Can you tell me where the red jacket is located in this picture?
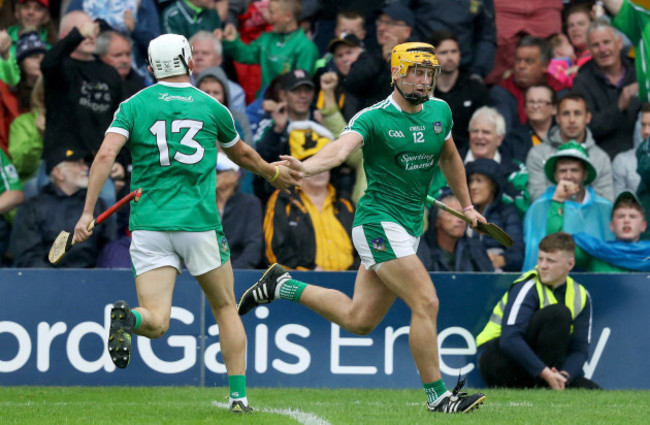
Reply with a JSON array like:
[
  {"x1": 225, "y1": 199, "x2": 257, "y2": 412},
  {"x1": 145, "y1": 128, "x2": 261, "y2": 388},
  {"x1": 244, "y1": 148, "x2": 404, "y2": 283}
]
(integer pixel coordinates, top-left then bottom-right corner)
[{"x1": 499, "y1": 73, "x2": 565, "y2": 125}]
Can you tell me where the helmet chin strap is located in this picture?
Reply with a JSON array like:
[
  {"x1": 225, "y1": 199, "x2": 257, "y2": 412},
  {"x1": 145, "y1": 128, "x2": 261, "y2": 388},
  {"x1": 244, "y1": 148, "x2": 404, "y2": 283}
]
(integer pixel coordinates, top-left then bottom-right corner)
[
  {"x1": 394, "y1": 81, "x2": 429, "y2": 105},
  {"x1": 178, "y1": 54, "x2": 191, "y2": 76}
]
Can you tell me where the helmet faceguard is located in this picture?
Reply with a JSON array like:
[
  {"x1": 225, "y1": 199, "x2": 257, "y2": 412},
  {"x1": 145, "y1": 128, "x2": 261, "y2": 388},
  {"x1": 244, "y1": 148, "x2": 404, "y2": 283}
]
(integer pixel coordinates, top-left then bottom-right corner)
[
  {"x1": 391, "y1": 42, "x2": 441, "y2": 105},
  {"x1": 147, "y1": 34, "x2": 193, "y2": 80}
]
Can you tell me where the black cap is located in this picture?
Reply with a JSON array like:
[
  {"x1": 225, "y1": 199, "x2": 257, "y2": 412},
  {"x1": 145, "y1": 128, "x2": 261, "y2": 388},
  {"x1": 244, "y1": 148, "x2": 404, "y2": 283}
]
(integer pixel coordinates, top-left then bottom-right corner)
[
  {"x1": 327, "y1": 33, "x2": 362, "y2": 54},
  {"x1": 16, "y1": 31, "x2": 47, "y2": 65},
  {"x1": 280, "y1": 69, "x2": 315, "y2": 91},
  {"x1": 613, "y1": 190, "x2": 643, "y2": 211},
  {"x1": 46, "y1": 148, "x2": 87, "y2": 175},
  {"x1": 380, "y1": 2, "x2": 415, "y2": 28}
]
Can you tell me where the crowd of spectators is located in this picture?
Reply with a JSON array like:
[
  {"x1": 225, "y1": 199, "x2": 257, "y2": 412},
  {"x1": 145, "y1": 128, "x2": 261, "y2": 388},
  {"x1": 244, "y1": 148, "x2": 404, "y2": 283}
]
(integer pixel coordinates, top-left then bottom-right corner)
[{"x1": 0, "y1": 0, "x2": 648, "y2": 272}]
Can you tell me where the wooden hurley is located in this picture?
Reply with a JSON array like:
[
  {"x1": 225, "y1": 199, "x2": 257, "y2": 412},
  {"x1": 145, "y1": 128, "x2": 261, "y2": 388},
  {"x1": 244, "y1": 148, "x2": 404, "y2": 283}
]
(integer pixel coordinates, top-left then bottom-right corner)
[
  {"x1": 426, "y1": 195, "x2": 514, "y2": 248},
  {"x1": 48, "y1": 188, "x2": 142, "y2": 264}
]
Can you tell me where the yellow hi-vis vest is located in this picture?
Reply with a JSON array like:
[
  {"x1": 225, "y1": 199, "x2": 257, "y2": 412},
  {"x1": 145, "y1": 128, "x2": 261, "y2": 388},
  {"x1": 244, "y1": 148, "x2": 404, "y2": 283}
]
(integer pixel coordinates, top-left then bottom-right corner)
[{"x1": 475, "y1": 270, "x2": 587, "y2": 347}]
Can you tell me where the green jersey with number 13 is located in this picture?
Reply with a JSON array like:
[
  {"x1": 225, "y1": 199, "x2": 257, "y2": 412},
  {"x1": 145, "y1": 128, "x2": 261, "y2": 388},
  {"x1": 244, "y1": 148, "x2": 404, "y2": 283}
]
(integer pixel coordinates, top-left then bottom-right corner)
[
  {"x1": 344, "y1": 95, "x2": 453, "y2": 237},
  {"x1": 107, "y1": 81, "x2": 239, "y2": 231}
]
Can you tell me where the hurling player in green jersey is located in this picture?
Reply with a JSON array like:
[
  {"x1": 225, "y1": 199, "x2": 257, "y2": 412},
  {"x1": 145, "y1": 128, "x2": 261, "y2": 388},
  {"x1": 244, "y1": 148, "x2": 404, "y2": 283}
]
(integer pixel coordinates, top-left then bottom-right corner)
[
  {"x1": 238, "y1": 42, "x2": 488, "y2": 413},
  {"x1": 73, "y1": 34, "x2": 300, "y2": 414}
]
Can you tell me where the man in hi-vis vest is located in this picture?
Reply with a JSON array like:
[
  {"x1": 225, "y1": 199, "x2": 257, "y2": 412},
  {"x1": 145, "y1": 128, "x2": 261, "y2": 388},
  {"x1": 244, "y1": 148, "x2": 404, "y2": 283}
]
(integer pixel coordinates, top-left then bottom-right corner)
[{"x1": 476, "y1": 232, "x2": 601, "y2": 390}]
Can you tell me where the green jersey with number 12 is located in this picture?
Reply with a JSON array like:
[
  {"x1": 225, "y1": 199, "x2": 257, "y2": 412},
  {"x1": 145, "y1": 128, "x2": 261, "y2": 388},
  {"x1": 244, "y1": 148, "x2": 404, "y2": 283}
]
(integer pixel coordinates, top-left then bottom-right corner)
[
  {"x1": 344, "y1": 95, "x2": 453, "y2": 236},
  {"x1": 107, "y1": 82, "x2": 239, "y2": 231}
]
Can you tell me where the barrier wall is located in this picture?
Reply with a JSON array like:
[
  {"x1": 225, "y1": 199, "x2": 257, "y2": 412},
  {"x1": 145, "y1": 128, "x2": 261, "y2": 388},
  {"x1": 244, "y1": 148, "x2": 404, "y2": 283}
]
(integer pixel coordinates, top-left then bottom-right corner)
[{"x1": 1, "y1": 270, "x2": 648, "y2": 389}]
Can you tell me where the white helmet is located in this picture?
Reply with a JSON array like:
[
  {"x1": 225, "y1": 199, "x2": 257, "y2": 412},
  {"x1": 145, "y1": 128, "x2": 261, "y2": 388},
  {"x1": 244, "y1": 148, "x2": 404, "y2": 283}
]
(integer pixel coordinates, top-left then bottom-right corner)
[{"x1": 147, "y1": 34, "x2": 193, "y2": 79}]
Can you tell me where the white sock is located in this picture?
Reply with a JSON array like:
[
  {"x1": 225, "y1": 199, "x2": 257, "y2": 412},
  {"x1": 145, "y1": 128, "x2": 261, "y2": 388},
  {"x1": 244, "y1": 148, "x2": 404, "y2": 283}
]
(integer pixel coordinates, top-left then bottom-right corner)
[{"x1": 229, "y1": 396, "x2": 248, "y2": 406}]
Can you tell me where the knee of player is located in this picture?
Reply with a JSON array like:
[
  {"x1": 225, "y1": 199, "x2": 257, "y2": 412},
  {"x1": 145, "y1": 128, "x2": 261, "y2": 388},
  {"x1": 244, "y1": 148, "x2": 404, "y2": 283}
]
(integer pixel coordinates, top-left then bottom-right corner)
[
  {"x1": 413, "y1": 295, "x2": 440, "y2": 316},
  {"x1": 148, "y1": 320, "x2": 170, "y2": 339},
  {"x1": 348, "y1": 323, "x2": 377, "y2": 336}
]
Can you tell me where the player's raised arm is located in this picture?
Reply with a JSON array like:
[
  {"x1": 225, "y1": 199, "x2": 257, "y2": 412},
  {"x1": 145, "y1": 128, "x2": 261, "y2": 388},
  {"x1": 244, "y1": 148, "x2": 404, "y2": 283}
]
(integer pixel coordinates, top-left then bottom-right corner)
[{"x1": 282, "y1": 131, "x2": 363, "y2": 178}]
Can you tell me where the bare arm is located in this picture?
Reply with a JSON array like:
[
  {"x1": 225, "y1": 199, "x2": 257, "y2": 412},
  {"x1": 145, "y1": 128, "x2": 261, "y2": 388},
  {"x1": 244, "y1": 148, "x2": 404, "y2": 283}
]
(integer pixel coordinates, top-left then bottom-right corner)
[
  {"x1": 74, "y1": 132, "x2": 127, "y2": 242},
  {"x1": 0, "y1": 190, "x2": 24, "y2": 214},
  {"x1": 603, "y1": 0, "x2": 623, "y2": 16},
  {"x1": 438, "y1": 136, "x2": 473, "y2": 209},
  {"x1": 294, "y1": 132, "x2": 363, "y2": 177},
  {"x1": 437, "y1": 136, "x2": 487, "y2": 226},
  {"x1": 223, "y1": 140, "x2": 301, "y2": 192}
]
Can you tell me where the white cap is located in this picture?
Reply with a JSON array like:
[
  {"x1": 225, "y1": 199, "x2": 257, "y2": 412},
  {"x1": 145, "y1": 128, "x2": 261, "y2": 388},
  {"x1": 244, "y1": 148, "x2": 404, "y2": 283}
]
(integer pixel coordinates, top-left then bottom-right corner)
[{"x1": 216, "y1": 152, "x2": 239, "y2": 172}]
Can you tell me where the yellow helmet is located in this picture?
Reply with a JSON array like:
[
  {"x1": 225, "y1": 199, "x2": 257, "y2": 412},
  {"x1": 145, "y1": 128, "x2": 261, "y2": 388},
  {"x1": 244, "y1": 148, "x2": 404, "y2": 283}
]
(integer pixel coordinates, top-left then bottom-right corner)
[{"x1": 391, "y1": 42, "x2": 440, "y2": 104}]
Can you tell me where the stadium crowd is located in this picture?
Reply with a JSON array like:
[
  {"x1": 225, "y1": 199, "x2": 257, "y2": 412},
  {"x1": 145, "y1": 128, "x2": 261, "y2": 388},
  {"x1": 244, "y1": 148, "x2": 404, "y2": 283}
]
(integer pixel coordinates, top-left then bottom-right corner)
[{"x1": 0, "y1": 0, "x2": 648, "y2": 273}]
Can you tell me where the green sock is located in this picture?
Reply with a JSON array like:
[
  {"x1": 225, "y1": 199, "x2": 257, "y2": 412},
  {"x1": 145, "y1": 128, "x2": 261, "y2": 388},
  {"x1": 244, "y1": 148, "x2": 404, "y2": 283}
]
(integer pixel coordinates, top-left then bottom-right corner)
[
  {"x1": 423, "y1": 379, "x2": 447, "y2": 404},
  {"x1": 132, "y1": 310, "x2": 142, "y2": 330},
  {"x1": 228, "y1": 375, "x2": 247, "y2": 399},
  {"x1": 277, "y1": 278, "x2": 307, "y2": 302}
]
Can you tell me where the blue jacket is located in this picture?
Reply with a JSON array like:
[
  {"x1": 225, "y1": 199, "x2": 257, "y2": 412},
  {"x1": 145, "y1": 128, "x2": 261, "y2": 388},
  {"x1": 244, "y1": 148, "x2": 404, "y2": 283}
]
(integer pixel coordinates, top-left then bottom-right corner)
[
  {"x1": 418, "y1": 204, "x2": 494, "y2": 272},
  {"x1": 465, "y1": 158, "x2": 525, "y2": 271},
  {"x1": 523, "y1": 186, "x2": 613, "y2": 270}
]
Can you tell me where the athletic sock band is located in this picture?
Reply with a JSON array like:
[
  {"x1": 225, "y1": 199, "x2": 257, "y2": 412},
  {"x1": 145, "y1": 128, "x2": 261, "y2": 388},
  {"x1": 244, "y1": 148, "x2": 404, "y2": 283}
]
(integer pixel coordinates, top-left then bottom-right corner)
[
  {"x1": 133, "y1": 310, "x2": 142, "y2": 330},
  {"x1": 423, "y1": 379, "x2": 447, "y2": 404},
  {"x1": 228, "y1": 375, "x2": 247, "y2": 399},
  {"x1": 278, "y1": 279, "x2": 307, "y2": 302}
]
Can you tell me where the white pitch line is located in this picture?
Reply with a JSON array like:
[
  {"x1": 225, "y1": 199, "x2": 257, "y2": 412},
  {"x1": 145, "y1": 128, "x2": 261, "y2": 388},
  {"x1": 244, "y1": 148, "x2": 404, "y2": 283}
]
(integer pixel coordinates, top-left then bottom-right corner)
[{"x1": 212, "y1": 401, "x2": 331, "y2": 425}]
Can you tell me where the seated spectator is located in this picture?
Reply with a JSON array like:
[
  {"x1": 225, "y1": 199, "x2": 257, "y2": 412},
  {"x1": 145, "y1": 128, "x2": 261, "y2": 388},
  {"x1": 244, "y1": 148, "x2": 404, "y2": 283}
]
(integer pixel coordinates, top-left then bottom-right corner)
[
  {"x1": 526, "y1": 92, "x2": 613, "y2": 202},
  {"x1": 8, "y1": 75, "x2": 44, "y2": 197},
  {"x1": 547, "y1": 32, "x2": 579, "y2": 89},
  {"x1": 465, "y1": 159, "x2": 524, "y2": 272},
  {"x1": 417, "y1": 191, "x2": 494, "y2": 272},
  {"x1": 510, "y1": 84, "x2": 557, "y2": 156},
  {"x1": 216, "y1": 152, "x2": 264, "y2": 269},
  {"x1": 431, "y1": 30, "x2": 490, "y2": 152},
  {"x1": 547, "y1": 189, "x2": 649, "y2": 271},
  {"x1": 263, "y1": 143, "x2": 357, "y2": 271},
  {"x1": 190, "y1": 31, "x2": 246, "y2": 113},
  {"x1": 161, "y1": 0, "x2": 222, "y2": 40},
  {"x1": 523, "y1": 141, "x2": 613, "y2": 270},
  {"x1": 341, "y1": 2, "x2": 413, "y2": 108},
  {"x1": 0, "y1": 0, "x2": 52, "y2": 87},
  {"x1": 451, "y1": 107, "x2": 529, "y2": 217},
  {"x1": 222, "y1": 0, "x2": 319, "y2": 96},
  {"x1": 196, "y1": 68, "x2": 252, "y2": 145},
  {"x1": 315, "y1": 33, "x2": 363, "y2": 121},
  {"x1": 572, "y1": 20, "x2": 640, "y2": 160},
  {"x1": 1, "y1": 30, "x2": 46, "y2": 156},
  {"x1": 0, "y1": 149, "x2": 25, "y2": 261},
  {"x1": 96, "y1": 31, "x2": 146, "y2": 98},
  {"x1": 606, "y1": 0, "x2": 650, "y2": 103},
  {"x1": 490, "y1": 35, "x2": 567, "y2": 134},
  {"x1": 564, "y1": 3, "x2": 594, "y2": 69},
  {"x1": 477, "y1": 232, "x2": 601, "y2": 390},
  {"x1": 10, "y1": 148, "x2": 115, "y2": 267},
  {"x1": 612, "y1": 102, "x2": 649, "y2": 195},
  {"x1": 15, "y1": 30, "x2": 47, "y2": 111}
]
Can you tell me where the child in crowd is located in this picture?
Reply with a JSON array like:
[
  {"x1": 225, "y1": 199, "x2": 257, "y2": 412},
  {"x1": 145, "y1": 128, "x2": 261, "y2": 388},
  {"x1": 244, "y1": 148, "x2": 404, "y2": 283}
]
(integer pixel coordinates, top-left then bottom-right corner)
[
  {"x1": 547, "y1": 33, "x2": 579, "y2": 89},
  {"x1": 0, "y1": 0, "x2": 52, "y2": 86}
]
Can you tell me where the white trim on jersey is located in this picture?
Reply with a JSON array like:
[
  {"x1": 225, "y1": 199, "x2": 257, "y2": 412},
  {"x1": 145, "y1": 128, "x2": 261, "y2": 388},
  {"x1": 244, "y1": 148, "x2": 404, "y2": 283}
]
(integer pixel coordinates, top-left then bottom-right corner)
[
  {"x1": 106, "y1": 127, "x2": 130, "y2": 138},
  {"x1": 158, "y1": 82, "x2": 193, "y2": 88},
  {"x1": 506, "y1": 279, "x2": 537, "y2": 325}
]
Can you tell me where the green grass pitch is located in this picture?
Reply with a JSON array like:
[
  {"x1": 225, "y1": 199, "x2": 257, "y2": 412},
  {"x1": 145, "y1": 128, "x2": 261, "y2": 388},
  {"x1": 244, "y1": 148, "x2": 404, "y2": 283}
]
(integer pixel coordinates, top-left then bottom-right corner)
[{"x1": 1, "y1": 386, "x2": 649, "y2": 425}]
